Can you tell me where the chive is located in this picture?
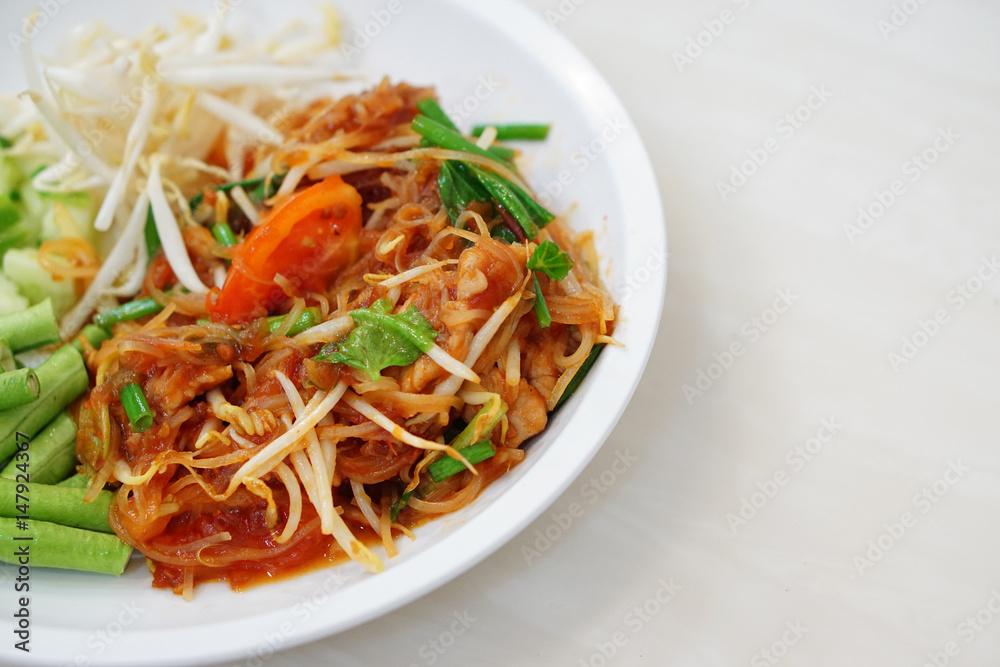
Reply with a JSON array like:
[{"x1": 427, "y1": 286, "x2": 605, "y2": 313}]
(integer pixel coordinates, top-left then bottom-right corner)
[
  {"x1": 412, "y1": 115, "x2": 499, "y2": 163},
  {"x1": 438, "y1": 162, "x2": 491, "y2": 222},
  {"x1": 267, "y1": 307, "x2": 320, "y2": 337},
  {"x1": 468, "y1": 165, "x2": 538, "y2": 239},
  {"x1": 502, "y1": 177, "x2": 555, "y2": 229},
  {"x1": 390, "y1": 490, "x2": 412, "y2": 522},
  {"x1": 211, "y1": 221, "x2": 238, "y2": 247},
  {"x1": 120, "y1": 383, "x2": 153, "y2": 433},
  {"x1": 490, "y1": 226, "x2": 518, "y2": 244},
  {"x1": 0, "y1": 411, "x2": 77, "y2": 485},
  {"x1": 428, "y1": 439, "x2": 496, "y2": 482},
  {"x1": 555, "y1": 343, "x2": 604, "y2": 410},
  {"x1": 472, "y1": 124, "x2": 550, "y2": 141},
  {"x1": 0, "y1": 478, "x2": 114, "y2": 533},
  {"x1": 0, "y1": 368, "x2": 39, "y2": 410},
  {"x1": 0, "y1": 299, "x2": 60, "y2": 352},
  {"x1": 71, "y1": 324, "x2": 111, "y2": 354},
  {"x1": 93, "y1": 297, "x2": 163, "y2": 329},
  {"x1": 0, "y1": 345, "x2": 88, "y2": 462},
  {"x1": 532, "y1": 273, "x2": 552, "y2": 328},
  {"x1": 191, "y1": 174, "x2": 286, "y2": 212},
  {"x1": 486, "y1": 144, "x2": 517, "y2": 163},
  {"x1": 0, "y1": 136, "x2": 11, "y2": 149},
  {"x1": 0, "y1": 518, "x2": 131, "y2": 575},
  {"x1": 0, "y1": 339, "x2": 13, "y2": 372},
  {"x1": 144, "y1": 205, "x2": 161, "y2": 257},
  {"x1": 415, "y1": 98, "x2": 459, "y2": 131}
]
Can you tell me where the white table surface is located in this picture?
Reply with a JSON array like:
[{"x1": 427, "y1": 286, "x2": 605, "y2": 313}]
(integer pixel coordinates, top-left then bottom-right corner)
[{"x1": 270, "y1": 1, "x2": 1000, "y2": 665}]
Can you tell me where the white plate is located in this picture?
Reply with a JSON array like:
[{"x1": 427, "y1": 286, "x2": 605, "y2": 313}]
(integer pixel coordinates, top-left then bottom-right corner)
[{"x1": 0, "y1": 1, "x2": 666, "y2": 664}]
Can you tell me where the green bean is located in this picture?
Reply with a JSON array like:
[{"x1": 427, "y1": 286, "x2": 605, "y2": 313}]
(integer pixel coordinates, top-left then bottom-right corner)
[{"x1": 0, "y1": 517, "x2": 131, "y2": 575}]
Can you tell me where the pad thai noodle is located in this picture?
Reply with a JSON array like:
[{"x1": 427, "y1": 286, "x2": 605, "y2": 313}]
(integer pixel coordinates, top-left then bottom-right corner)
[{"x1": 1, "y1": 12, "x2": 617, "y2": 598}]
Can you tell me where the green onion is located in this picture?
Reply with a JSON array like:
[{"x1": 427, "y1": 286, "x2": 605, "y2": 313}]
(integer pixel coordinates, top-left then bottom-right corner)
[
  {"x1": 0, "y1": 368, "x2": 39, "y2": 410},
  {"x1": 0, "y1": 345, "x2": 88, "y2": 462},
  {"x1": 428, "y1": 439, "x2": 496, "y2": 482},
  {"x1": 190, "y1": 173, "x2": 286, "y2": 212},
  {"x1": 554, "y1": 343, "x2": 604, "y2": 410},
  {"x1": 0, "y1": 299, "x2": 60, "y2": 352},
  {"x1": 120, "y1": 383, "x2": 153, "y2": 433},
  {"x1": 532, "y1": 273, "x2": 552, "y2": 328},
  {"x1": 267, "y1": 307, "x2": 320, "y2": 336},
  {"x1": 390, "y1": 490, "x2": 412, "y2": 522},
  {"x1": 472, "y1": 124, "x2": 550, "y2": 141},
  {"x1": 211, "y1": 221, "x2": 238, "y2": 247},
  {"x1": 0, "y1": 518, "x2": 131, "y2": 575},
  {"x1": 71, "y1": 324, "x2": 111, "y2": 354},
  {"x1": 0, "y1": 411, "x2": 77, "y2": 485},
  {"x1": 0, "y1": 136, "x2": 11, "y2": 149},
  {"x1": 93, "y1": 297, "x2": 163, "y2": 329}
]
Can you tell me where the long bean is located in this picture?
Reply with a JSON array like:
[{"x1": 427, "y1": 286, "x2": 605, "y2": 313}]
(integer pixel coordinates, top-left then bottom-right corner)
[
  {"x1": 0, "y1": 478, "x2": 113, "y2": 533},
  {"x1": 0, "y1": 345, "x2": 88, "y2": 461},
  {"x1": 0, "y1": 299, "x2": 60, "y2": 352},
  {"x1": 0, "y1": 518, "x2": 131, "y2": 575},
  {"x1": 0, "y1": 368, "x2": 39, "y2": 410},
  {"x1": 0, "y1": 411, "x2": 77, "y2": 484}
]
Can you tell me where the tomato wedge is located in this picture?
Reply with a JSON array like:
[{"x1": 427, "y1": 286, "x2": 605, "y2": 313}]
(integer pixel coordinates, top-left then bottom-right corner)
[{"x1": 208, "y1": 175, "x2": 363, "y2": 324}]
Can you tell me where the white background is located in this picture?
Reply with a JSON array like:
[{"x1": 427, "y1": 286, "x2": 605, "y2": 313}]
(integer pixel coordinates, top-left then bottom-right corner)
[
  {"x1": 273, "y1": 1, "x2": 1000, "y2": 665},
  {"x1": 2, "y1": 0, "x2": 999, "y2": 665}
]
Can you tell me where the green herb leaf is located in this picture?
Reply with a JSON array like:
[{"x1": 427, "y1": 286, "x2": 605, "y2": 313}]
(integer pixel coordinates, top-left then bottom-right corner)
[
  {"x1": 315, "y1": 298, "x2": 438, "y2": 381},
  {"x1": 527, "y1": 240, "x2": 574, "y2": 280}
]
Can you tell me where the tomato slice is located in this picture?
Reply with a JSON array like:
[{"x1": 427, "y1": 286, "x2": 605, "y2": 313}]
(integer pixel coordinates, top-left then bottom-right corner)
[{"x1": 208, "y1": 175, "x2": 363, "y2": 324}]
